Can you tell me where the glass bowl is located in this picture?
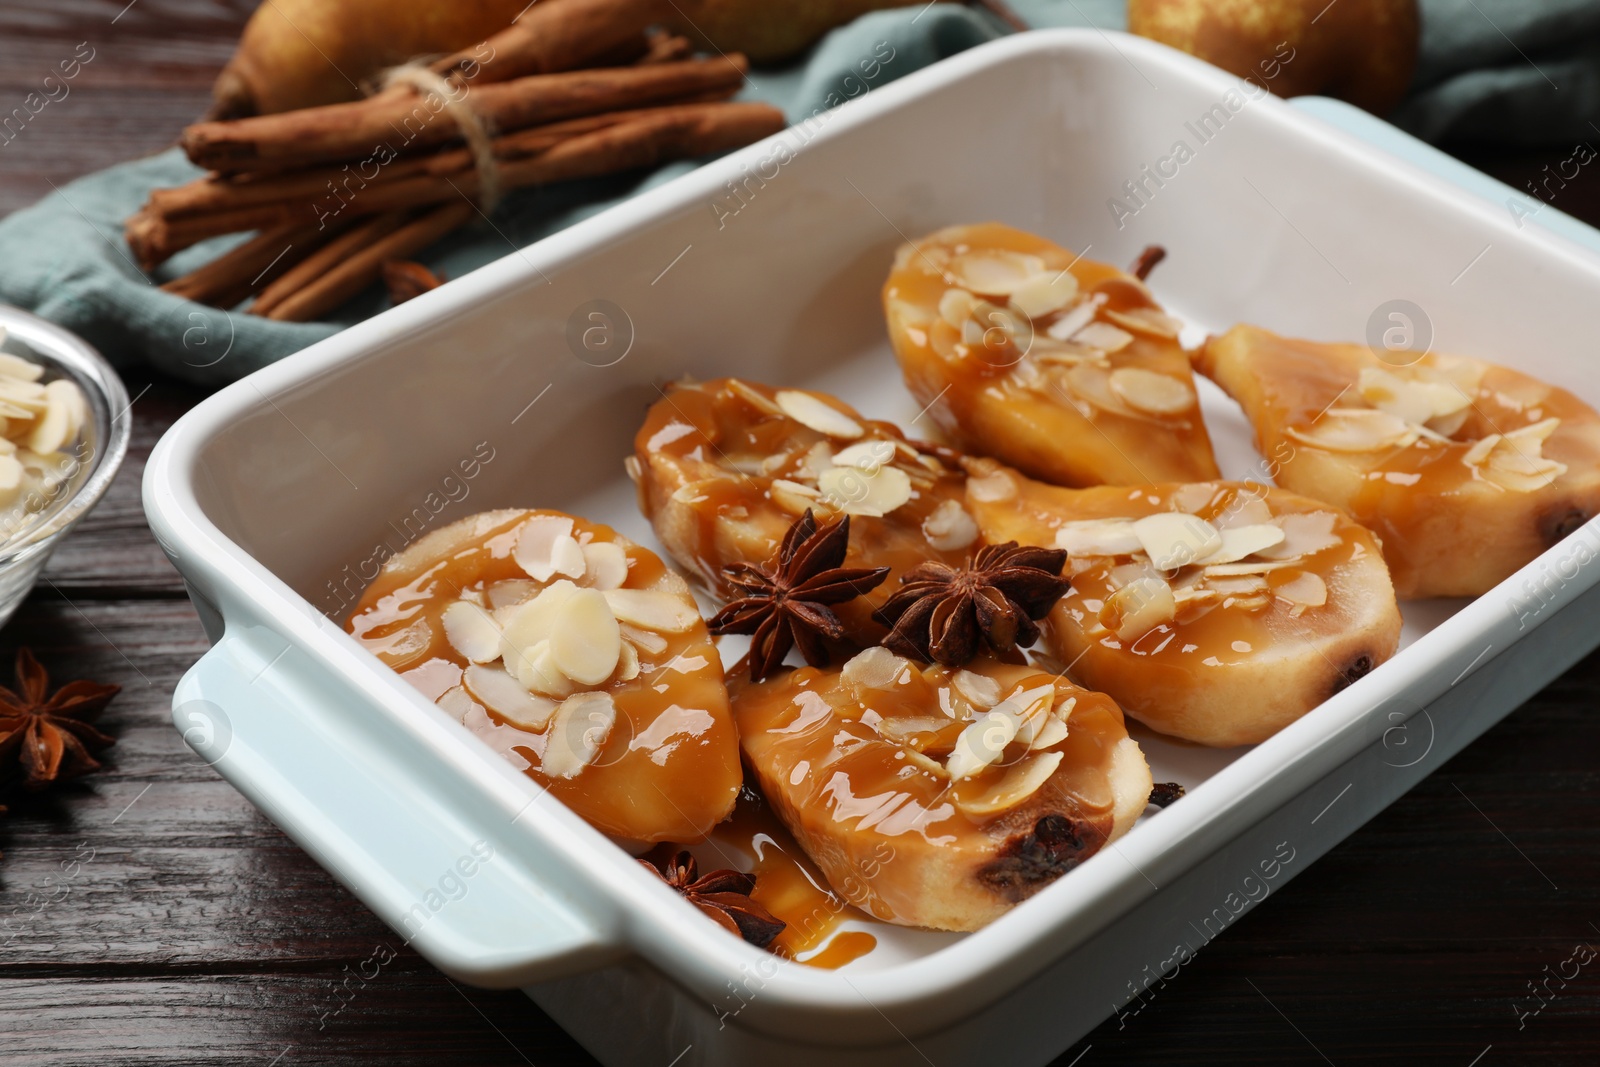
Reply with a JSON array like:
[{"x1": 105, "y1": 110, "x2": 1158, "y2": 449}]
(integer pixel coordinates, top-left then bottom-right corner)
[{"x1": 0, "y1": 304, "x2": 131, "y2": 630}]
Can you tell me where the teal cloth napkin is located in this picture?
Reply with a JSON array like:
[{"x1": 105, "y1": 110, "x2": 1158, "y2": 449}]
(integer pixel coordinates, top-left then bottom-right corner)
[{"x1": 1, "y1": 0, "x2": 1594, "y2": 382}]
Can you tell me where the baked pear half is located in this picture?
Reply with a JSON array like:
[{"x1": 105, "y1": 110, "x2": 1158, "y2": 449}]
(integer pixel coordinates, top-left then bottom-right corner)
[
  {"x1": 883, "y1": 222, "x2": 1220, "y2": 487},
  {"x1": 731, "y1": 648, "x2": 1152, "y2": 932},
  {"x1": 964, "y1": 461, "x2": 1402, "y2": 747},
  {"x1": 346, "y1": 509, "x2": 742, "y2": 842},
  {"x1": 632, "y1": 377, "x2": 974, "y2": 644},
  {"x1": 1197, "y1": 324, "x2": 1600, "y2": 597}
]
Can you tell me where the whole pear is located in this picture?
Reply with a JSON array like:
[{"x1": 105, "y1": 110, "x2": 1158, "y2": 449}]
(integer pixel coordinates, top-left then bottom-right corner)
[{"x1": 1129, "y1": 0, "x2": 1420, "y2": 114}]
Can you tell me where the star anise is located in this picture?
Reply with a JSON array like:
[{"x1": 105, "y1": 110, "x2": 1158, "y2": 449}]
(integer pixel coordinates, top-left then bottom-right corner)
[
  {"x1": 0, "y1": 648, "x2": 119, "y2": 791},
  {"x1": 641, "y1": 850, "x2": 786, "y2": 948},
  {"x1": 708, "y1": 510, "x2": 890, "y2": 682},
  {"x1": 875, "y1": 542, "x2": 1072, "y2": 667}
]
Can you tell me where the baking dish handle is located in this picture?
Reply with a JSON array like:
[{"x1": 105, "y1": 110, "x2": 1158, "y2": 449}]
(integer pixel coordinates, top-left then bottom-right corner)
[{"x1": 171, "y1": 630, "x2": 622, "y2": 988}]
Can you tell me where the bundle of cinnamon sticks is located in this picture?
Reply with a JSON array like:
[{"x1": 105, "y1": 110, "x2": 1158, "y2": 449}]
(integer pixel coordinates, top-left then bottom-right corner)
[{"x1": 134, "y1": 0, "x2": 785, "y2": 322}]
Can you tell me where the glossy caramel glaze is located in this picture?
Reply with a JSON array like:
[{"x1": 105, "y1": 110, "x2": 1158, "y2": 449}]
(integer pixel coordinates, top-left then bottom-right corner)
[
  {"x1": 1199, "y1": 324, "x2": 1600, "y2": 597},
  {"x1": 884, "y1": 222, "x2": 1220, "y2": 487},
  {"x1": 730, "y1": 652, "x2": 1151, "y2": 931},
  {"x1": 632, "y1": 377, "x2": 972, "y2": 645},
  {"x1": 346, "y1": 509, "x2": 742, "y2": 842},
  {"x1": 964, "y1": 461, "x2": 1402, "y2": 747}
]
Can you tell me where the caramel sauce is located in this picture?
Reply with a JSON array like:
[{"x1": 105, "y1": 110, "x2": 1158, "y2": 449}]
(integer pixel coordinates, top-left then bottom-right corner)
[
  {"x1": 883, "y1": 222, "x2": 1219, "y2": 487},
  {"x1": 634, "y1": 378, "x2": 971, "y2": 640},
  {"x1": 707, "y1": 791, "x2": 879, "y2": 967},
  {"x1": 345, "y1": 510, "x2": 742, "y2": 842},
  {"x1": 728, "y1": 655, "x2": 1135, "y2": 931}
]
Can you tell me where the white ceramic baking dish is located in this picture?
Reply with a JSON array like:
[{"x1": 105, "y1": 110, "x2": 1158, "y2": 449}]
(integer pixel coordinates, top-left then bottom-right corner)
[{"x1": 144, "y1": 30, "x2": 1600, "y2": 1066}]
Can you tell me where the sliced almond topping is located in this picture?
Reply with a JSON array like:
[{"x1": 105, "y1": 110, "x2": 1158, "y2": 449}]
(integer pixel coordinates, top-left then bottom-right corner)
[
  {"x1": 24, "y1": 388, "x2": 70, "y2": 455},
  {"x1": 0, "y1": 454, "x2": 23, "y2": 508},
  {"x1": 513, "y1": 515, "x2": 579, "y2": 582},
  {"x1": 1103, "y1": 306, "x2": 1182, "y2": 339},
  {"x1": 1285, "y1": 409, "x2": 1418, "y2": 454},
  {"x1": 1056, "y1": 519, "x2": 1142, "y2": 557},
  {"x1": 1169, "y1": 483, "x2": 1219, "y2": 516},
  {"x1": 619, "y1": 622, "x2": 668, "y2": 656},
  {"x1": 1358, "y1": 366, "x2": 1470, "y2": 426},
  {"x1": 1133, "y1": 512, "x2": 1222, "y2": 570},
  {"x1": 776, "y1": 390, "x2": 864, "y2": 439},
  {"x1": 946, "y1": 249, "x2": 1046, "y2": 296},
  {"x1": 0, "y1": 352, "x2": 44, "y2": 382},
  {"x1": 1216, "y1": 492, "x2": 1273, "y2": 528},
  {"x1": 922, "y1": 498, "x2": 978, "y2": 552},
  {"x1": 602, "y1": 588, "x2": 700, "y2": 633},
  {"x1": 623, "y1": 455, "x2": 642, "y2": 485},
  {"x1": 48, "y1": 379, "x2": 86, "y2": 443},
  {"x1": 1028, "y1": 716, "x2": 1068, "y2": 751},
  {"x1": 1198, "y1": 524, "x2": 1285, "y2": 565},
  {"x1": 832, "y1": 439, "x2": 898, "y2": 471},
  {"x1": 1101, "y1": 576, "x2": 1176, "y2": 642},
  {"x1": 725, "y1": 378, "x2": 785, "y2": 418},
  {"x1": 1046, "y1": 300, "x2": 1100, "y2": 342},
  {"x1": 1202, "y1": 559, "x2": 1299, "y2": 577},
  {"x1": 951, "y1": 669, "x2": 1002, "y2": 709},
  {"x1": 1204, "y1": 574, "x2": 1269, "y2": 597},
  {"x1": 1009, "y1": 271, "x2": 1079, "y2": 319},
  {"x1": 1109, "y1": 367, "x2": 1195, "y2": 416},
  {"x1": 549, "y1": 587, "x2": 621, "y2": 686},
  {"x1": 841, "y1": 646, "x2": 913, "y2": 691},
  {"x1": 542, "y1": 692, "x2": 617, "y2": 779},
  {"x1": 507, "y1": 638, "x2": 574, "y2": 699},
  {"x1": 945, "y1": 709, "x2": 1019, "y2": 780},
  {"x1": 581, "y1": 541, "x2": 629, "y2": 591},
  {"x1": 770, "y1": 477, "x2": 823, "y2": 516},
  {"x1": 463, "y1": 664, "x2": 558, "y2": 730},
  {"x1": 966, "y1": 464, "x2": 1018, "y2": 502},
  {"x1": 1256, "y1": 511, "x2": 1342, "y2": 560},
  {"x1": 1275, "y1": 571, "x2": 1328, "y2": 613},
  {"x1": 938, "y1": 287, "x2": 979, "y2": 327},
  {"x1": 876, "y1": 716, "x2": 956, "y2": 742},
  {"x1": 1028, "y1": 339, "x2": 1107, "y2": 367},
  {"x1": 1071, "y1": 321, "x2": 1135, "y2": 354},
  {"x1": 992, "y1": 684, "x2": 1057, "y2": 745},
  {"x1": 817, "y1": 464, "x2": 911, "y2": 517},
  {"x1": 441, "y1": 600, "x2": 503, "y2": 663},
  {"x1": 955, "y1": 751, "x2": 1064, "y2": 816},
  {"x1": 436, "y1": 686, "x2": 476, "y2": 723},
  {"x1": 1461, "y1": 434, "x2": 1500, "y2": 467},
  {"x1": 614, "y1": 641, "x2": 641, "y2": 682},
  {"x1": 1505, "y1": 416, "x2": 1561, "y2": 448},
  {"x1": 901, "y1": 747, "x2": 950, "y2": 778},
  {"x1": 501, "y1": 580, "x2": 579, "y2": 668},
  {"x1": 487, "y1": 579, "x2": 539, "y2": 610}
]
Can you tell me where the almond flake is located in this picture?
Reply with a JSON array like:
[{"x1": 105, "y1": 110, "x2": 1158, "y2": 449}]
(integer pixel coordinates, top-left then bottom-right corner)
[
  {"x1": 946, "y1": 249, "x2": 1046, "y2": 296},
  {"x1": 1358, "y1": 366, "x2": 1470, "y2": 426},
  {"x1": 817, "y1": 464, "x2": 911, "y2": 517},
  {"x1": 615, "y1": 642, "x2": 641, "y2": 682},
  {"x1": 0, "y1": 352, "x2": 44, "y2": 382},
  {"x1": 436, "y1": 686, "x2": 476, "y2": 722},
  {"x1": 1216, "y1": 493, "x2": 1273, "y2": 528},
  {"x1": 725, "y1": 378, "x2": 785, "y2": 417},
  {"x1": 619, "y1": 623, "x2": 668, "y2": 656},
  {"x1": 1201, "y1": 559, "x2": 1299, "y2": 577},
  {"x1": 1198, "y1": 524, "x2": 1285, "y2": 565},
  {"x1": 1102, "y1": 576, "x2": 1176, "y2": 642},
  {"x1": 776, "y1": 390, "x2": 864, "y2": 439},
  {"x1": 1256, "y1": 511, "x2": 1342, "y2": 560},
  {"x1": 945, "y1": 708, "x2": 1020, "y2": 780},
  {"x1": 955, "y1": 751, "x2": 1064, "y2": 816},
  {"x1": 550, "y1": 587, "x2": 621, "y2": 686},
  {"x1": 938, "y1": 287, "x2": 979, "y2": 327},
  {"x1": 1109, "y1": 367, "x2": 1195, "y2": 415},
  {"x1": 832, "y1": 439, "x2": 898, "y2": 471},
  {"x1": 1285, "y1": 409, "x2": 1418, "y2": 453},
  {"x1": 24, "y1": 387, "x2": 71, "y2": 454},
  {"x1": 991, "y1": 684, "x2": 1057, "y2": 745},
  {"x1": 542, "y1": 692, "x2": 617, "y2": 778},
  {"x1": 922, "y1": 499, "x2": 978, "y2": 552},
  {"x1": 966, "y1": 464, "x2": 1017, "y2": 502},
  {"x1": 951, "y1": 669, "x2": 1002, "y2": 709},
  {"x1": 1046, "y1": 300, "x2": 1100, "y2": 341},
  {"x1": 463, "y1": 664, "x2": 558, "y2": 730},
  {"x1": 1008, "y1": 271, "x2": 1079, "y2": 319},
  {"x1": 1103, "y1": 306, "x2": 1182, "y2": 339},
  {"x1": 602, "y1": 588, "x2": 700, "y2": 633},
  {"x1": 507, "y1": 638, "x2": 574, "y2": 699},
  {"x1": 1056, "y1": 519, "x2": 1142, "y2": 557},
  {"x1": 1461, "y1": 434, "x2": 1500, "y2": 467},
  {"x1": 1274, "y1": 571, "x2": 1327, "y2": 612},
  {"x1": 841, "y1": 646, "x2": 913, "y2": 691},
  {"x1": 0, "y1": 454, "x2": 22, "y2": 508},
  {"x1": 1028, "y1": 716, "x2": 1069, "y2": 751},
  {"x1": 441, "y1": 600, "x2": 503, "y2": 663},
  {"x1": 1204, "y1": 574, "x2": 1269, "y2": 596},
  {"x1": 901, "y1": 747, "x2": 950, "y2": 778},
  {"x1": 487, "y1": 579, "x2": 539, "y2": 610},
  {"x1": 514, "y1": 515, "x2": 578, "y2": 581},
  {"x1": 1133, "y1": 512, "x2": 1222, "y2": 569},
  {"x1": 1071, "y1": 321, "x2": 1135, "y2": 353},
  {"x1": 581, "y1": 541, "x2": 629, "y2": 591}
]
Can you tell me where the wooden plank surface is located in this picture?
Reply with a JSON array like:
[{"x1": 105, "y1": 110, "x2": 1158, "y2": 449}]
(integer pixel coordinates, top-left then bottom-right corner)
[{"x1": 1, "y1": 2, "x2": 1598, "y2": 1065}]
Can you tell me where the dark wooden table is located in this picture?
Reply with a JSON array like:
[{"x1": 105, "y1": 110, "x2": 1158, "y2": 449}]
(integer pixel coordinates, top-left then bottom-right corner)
[{"x1": 2, "y1": 3, "x2": 1597, "y2": 1064}]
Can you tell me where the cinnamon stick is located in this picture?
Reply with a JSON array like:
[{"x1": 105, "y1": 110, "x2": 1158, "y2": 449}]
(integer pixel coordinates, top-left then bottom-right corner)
[
  {"x1": 160, "y1": 223, "x2": 323, "y2": 307},
  {"x1": 183, "y1": 55, "x2": 748, "y2": 175},
  {"x1": 261, "y1": 202, "x2": 475, "y2": 323},
  {"x1": 430, "y1": 0, "x2": 672, "y2": 84},
  {"x1": 249, "y1": 212, "x2": 413, "y2": 318},
  {"x1": 132, "y1": 101, "x2": 784, "y2": 270}
]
